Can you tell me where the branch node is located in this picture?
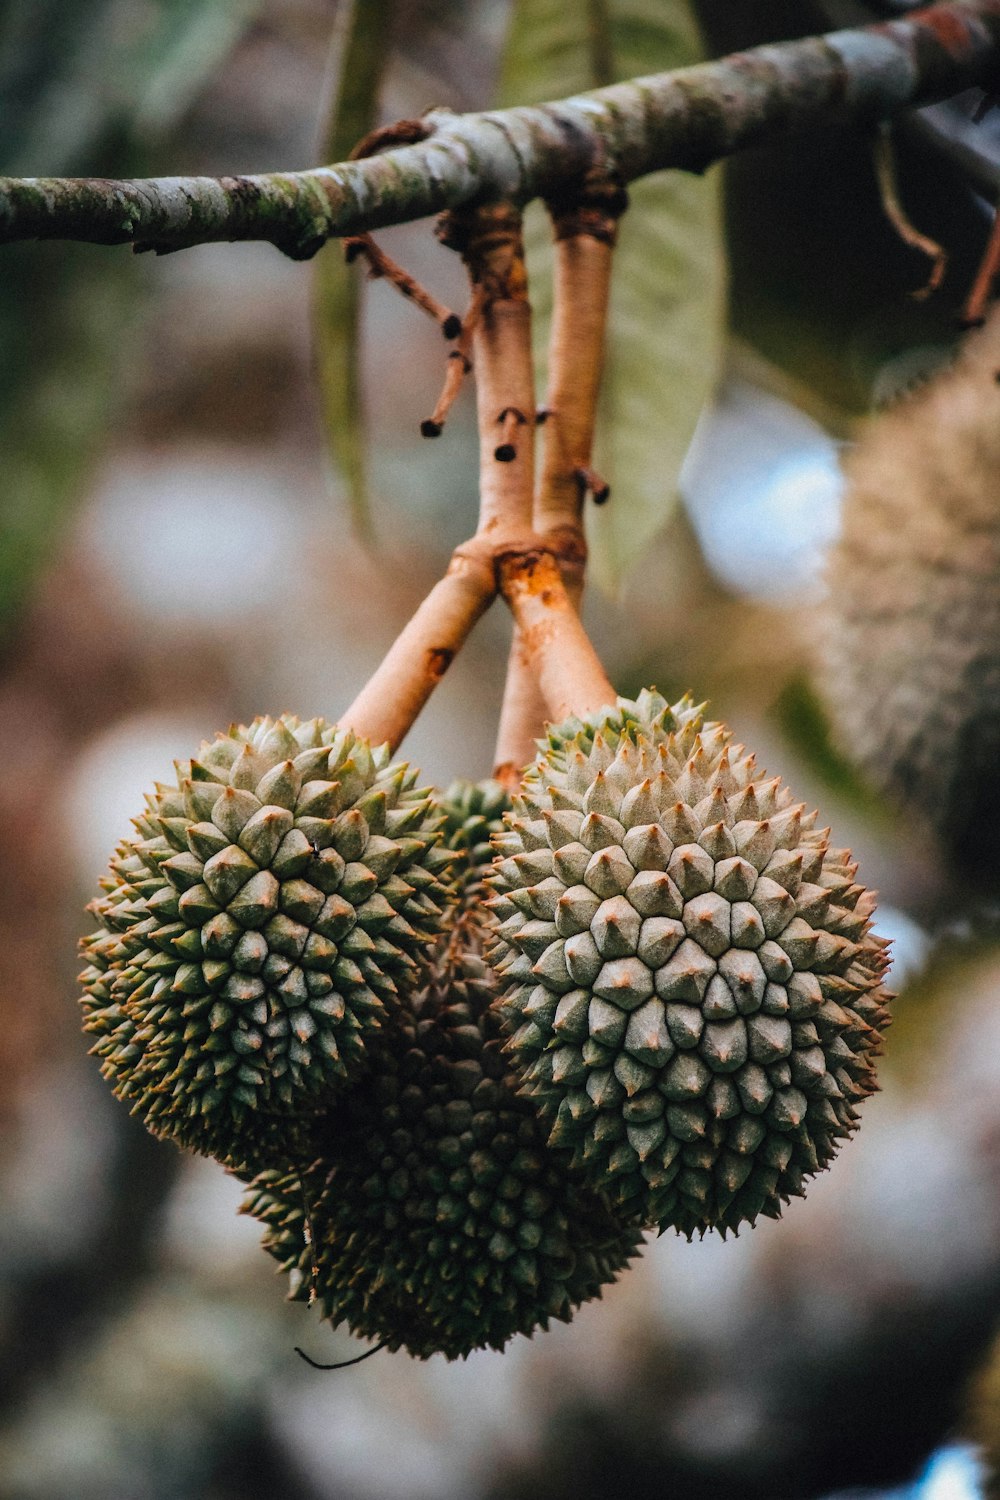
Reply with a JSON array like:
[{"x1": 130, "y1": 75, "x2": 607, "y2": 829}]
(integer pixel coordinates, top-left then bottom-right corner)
[
  {"x1": 547, "y1": 166, "x2": 630, "y2": 246},
  {"x1": 437, "y1": 201, "x2": 527, "y2": 305}
]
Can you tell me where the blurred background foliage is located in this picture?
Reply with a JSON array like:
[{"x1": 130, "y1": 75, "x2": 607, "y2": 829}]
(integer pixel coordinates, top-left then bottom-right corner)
[{"x1": 2, "y1": 1, "x2": 1000, "y2": 1496}]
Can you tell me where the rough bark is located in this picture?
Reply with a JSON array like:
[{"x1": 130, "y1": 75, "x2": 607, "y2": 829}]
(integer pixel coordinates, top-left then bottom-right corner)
[{"x1": 0, "y1": 4, "x2": 998, "y2": 258}]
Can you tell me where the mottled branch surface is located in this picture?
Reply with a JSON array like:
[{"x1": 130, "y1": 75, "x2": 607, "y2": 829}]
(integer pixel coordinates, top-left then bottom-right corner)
[{"x1": 2, "y1": 2, "x2": 1000, "y2": 258}]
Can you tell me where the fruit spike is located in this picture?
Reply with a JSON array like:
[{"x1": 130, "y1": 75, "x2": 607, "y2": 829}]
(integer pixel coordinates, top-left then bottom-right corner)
[
  {"x1": 239, "y1": 781, "x2": 642, "y2": 1359},
  {"x1": 488, "y1": 691, "x2": 892, "y2": 1238},
  {"x1": 79, "y1": 714, "x2": 452, "y2": 1170}
]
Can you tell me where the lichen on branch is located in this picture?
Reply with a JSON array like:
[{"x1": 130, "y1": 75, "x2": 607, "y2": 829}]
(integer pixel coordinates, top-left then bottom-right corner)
[{"x1": 2, "y1": 2, "x2": 999, "y2": 258}]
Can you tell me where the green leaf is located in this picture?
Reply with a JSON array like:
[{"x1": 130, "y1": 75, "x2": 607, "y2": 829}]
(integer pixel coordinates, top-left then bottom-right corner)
[
  {"x1": 499, "y1": 0, "x2": 726, "y2": 593},
  {"x1": 0, "y1": 0, "x2": 262, "y2": 172},
  {"x1": 0, "y1": 244, "x2": 140, "y2": 640},
  {"x1": 313, "y1": 0, "x2": 397, "y2": 541},
  {"x1": 770, "y1": 674, "x2": 886, "y2": 822}
]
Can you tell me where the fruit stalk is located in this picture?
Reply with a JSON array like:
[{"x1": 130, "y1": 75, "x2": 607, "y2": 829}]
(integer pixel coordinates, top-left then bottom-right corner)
[
  {"x1": 338, "y1": 538, "x2": 497, "y2": 749},
  {"x1": 436, "y1": 201, "x2": 546, "y2": 786},
  {"x1": 341, "y1": 190, "x2": 625, "y2": 757},
  {"x1": 341, "y1": 202, "x2": 538, "y2": 753},
  {"x1": 535, "y1": 174, "x2": 626, "y2": 539},
  {"x1": 500, "y1": 546, "x2": 615, "y2": 722},
  {"x1": 497, "y1": 176, "x2": 627, "y2": 741}
]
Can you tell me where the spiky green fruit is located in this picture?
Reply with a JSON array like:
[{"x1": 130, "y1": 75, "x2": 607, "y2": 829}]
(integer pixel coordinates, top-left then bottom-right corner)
[
  {"x1": 437, "y1": 778, "x2": 512, "y2": 898},
  {"x1": 821, "y1": 309, "x2": 1000, "y2": 879},
  {"x1": 79, "y1": 715, "x2": 450, "y2": 1168},
  {"x1": 240, "y1": 781, "x2": 642, "y2": 1359},
  {"x1": 489, "y1": 692, "x2": 891, "y2": 1238}
]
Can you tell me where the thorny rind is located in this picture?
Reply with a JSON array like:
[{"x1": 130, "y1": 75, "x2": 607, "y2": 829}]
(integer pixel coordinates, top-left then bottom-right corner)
[{"x1": 3, "y1": 3, "x2": 1000, "y2": 257}]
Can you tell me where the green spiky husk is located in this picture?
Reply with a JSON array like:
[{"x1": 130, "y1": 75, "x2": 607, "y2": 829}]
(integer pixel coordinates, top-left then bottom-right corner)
[
  {"x1": 79, "y1": 715, "x2": 450, "y2": 1169},
  {"x1": 240, "y1": 781, "x2": 642, "y2": 1359},
  {"x1": 489, "y1": 694, "x2": 892, "y2": 1238}
]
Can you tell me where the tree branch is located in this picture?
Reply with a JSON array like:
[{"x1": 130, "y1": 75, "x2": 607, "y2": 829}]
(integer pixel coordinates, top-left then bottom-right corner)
[{"x1": 3, "y1": 3, "x2": 1000, "y2": 258}]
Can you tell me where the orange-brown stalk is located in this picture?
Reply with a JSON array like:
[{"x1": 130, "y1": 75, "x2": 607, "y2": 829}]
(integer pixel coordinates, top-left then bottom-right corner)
[
  {"x1": 341, "y1": 203, "x2": 537, "y2": 753},
  {"x1": 494, "y1": 174, "x2": 627, "y2": 766}
]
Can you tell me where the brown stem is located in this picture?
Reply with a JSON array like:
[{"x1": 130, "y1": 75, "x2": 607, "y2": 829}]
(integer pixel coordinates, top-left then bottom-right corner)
[
  {"x1": 338, "y1": 539, "x2": 496, "y2": 750},
  {"x1": 343, "y1": 203, "x2": 539, "y2": 756},
  {"x1": 872, "y1": 123, "x2": 947, "y2": 301},
  {"x1": 499, "y1": 547, "x2": 615, "y2": 722},
  {"x1": 495, "y1": 175, "x2": 625, "y2": 762},
  {"x1": 342, "y1": 193, "x2": 621, "y2": 760},
  {"x1": 535, "y1": 229, "x2": 618, "y2": 533},
  {"x1": 344, "y1": 233, "x2": 460, "y2": 336},
  {"x1": 962, "y1": 205, "x2": 1000, "y2": 325},
  {"x1": 493, "y1": 628, "x2": 543, "y2": 789},
  {"x1": 439, "y1": 202, "x2": 536, "y2": 544},
  {"x1": 438, "y1": 202, "x2": 547, "y2": 780},
  {"x1": 421, "y1": 284, "x2": 484, "y2": 436}
]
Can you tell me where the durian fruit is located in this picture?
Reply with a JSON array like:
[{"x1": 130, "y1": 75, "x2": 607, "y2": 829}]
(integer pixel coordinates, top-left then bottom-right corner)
[
  {"x1": 489, "y1": 691, "x2": 892, "y2": 1238},
  {"x1": 79, "y1": 715, "x2": 450, "y2": 1168},
  {"x1": 240, "y1": 781, "x2": 642, "y2": 1360},
  {"x1": 821, "y1": 305, "x2": 1000, "y2": 879}
]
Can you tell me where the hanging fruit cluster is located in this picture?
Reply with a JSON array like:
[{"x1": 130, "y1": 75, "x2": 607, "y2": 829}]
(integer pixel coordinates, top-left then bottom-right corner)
[{"x1": 79, "y1": 172, "x2": 891, "y2": 1362}]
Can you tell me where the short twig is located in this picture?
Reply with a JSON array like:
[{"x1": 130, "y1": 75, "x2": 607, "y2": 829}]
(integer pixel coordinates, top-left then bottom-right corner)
[
  {"x1": 574, "y1": 465, "x2": 611, "y2": 504},
  {"x1": 421, "y1": 350, "x2": 471, "y2": 437},
  {"x1": 344, "y1": 233, "x2": 460, "y2": 336},
  {"x1": 962, "y1": 205, "x2": 1000, "y2": 325},
  {"x1": 420, "y1": 284, "x2": 484, "y2": 437},
  {"x1": 872, "y1": 123, "x2": 947, "y2": 301},
  {"x1": 343, "y1": 118, "x2": 460, "y2": 339}
]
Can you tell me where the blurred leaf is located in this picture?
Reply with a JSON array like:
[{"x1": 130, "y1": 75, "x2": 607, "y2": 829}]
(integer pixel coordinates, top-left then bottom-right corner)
[
  {"x1": 0, "y1": 246, "x2": 141, "y2": 640},
  {"x1": 0, "y1": 0, "x2": 261, "y2": 640},
  {"x1": 771, "y1": 673, "x2": 888, "y2": 820},
  {"x1": 313, "y1": 0, "x2": 397, "y2": 541},
  {"x1": 0, "y1": 0, "x2": 261, "y2": 172},
  {"x1": 127, "y1": 0, "x2": 263, "y2": 139},
  {"x1": 500, "y1": 0, "x2": 726, "y2": 593}
]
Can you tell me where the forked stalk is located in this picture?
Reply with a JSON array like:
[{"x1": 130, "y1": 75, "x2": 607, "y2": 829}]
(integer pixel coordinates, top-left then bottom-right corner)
[
  {"x1": 339, "y1": 202, "x2": 537, "y2": 753},
  {"x1": 495, "y1": 173, "x2": 627, "y2": 767}
]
